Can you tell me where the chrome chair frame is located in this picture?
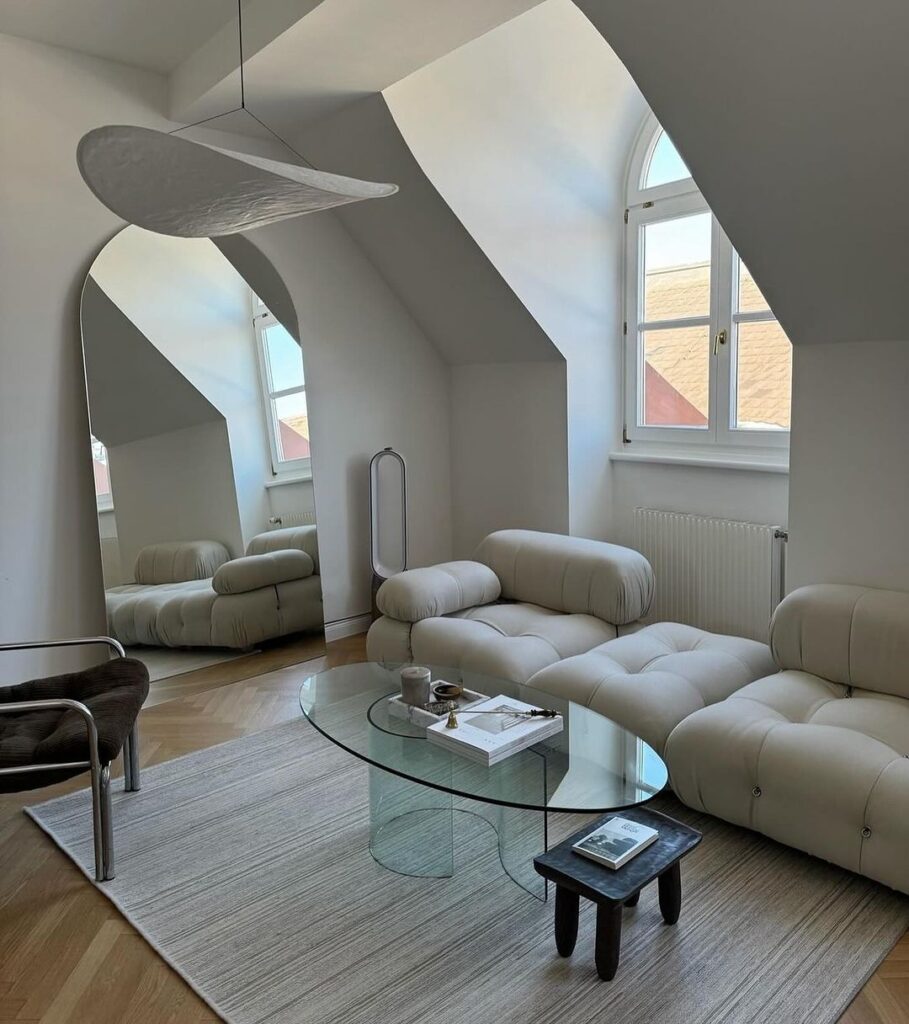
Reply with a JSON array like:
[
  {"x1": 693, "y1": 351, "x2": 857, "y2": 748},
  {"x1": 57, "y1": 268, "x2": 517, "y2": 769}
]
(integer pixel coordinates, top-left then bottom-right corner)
[{"x1": 0, "y1": 637, "x2": 140, "y2": 881}]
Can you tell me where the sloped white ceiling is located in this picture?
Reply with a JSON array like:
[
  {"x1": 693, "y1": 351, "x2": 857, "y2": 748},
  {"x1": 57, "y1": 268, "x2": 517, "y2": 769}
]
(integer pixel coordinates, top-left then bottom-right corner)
[
  {"x1": 0, "y1": 0, "x2": 236, "y2": 73},
  {"x1": 296, "y1": 93, "x2": 560, "y2": 365},
  {"x1": 575, "y1": 0, "x2": 909, "y2": 345}
]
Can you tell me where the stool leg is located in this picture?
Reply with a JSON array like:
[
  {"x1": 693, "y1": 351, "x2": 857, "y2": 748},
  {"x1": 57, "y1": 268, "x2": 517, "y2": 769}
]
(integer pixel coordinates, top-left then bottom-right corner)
[
  {"x1": 554, "y1": 886, "x2": 580, "y2": 957},
  {"x1": 658, "y1": 862, "x2": 681, "y2": 925},
  {"x1": 625, "y1": 890, "x2": 640, "y2": 907},
  {"x1": 594, "y1": 903, "x2": 623, "y2": 981}
]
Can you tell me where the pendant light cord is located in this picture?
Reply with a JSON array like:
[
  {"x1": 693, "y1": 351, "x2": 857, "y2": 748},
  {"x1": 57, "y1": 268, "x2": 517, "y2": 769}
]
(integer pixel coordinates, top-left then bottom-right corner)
[
  {"x1": 237, "y1": 0, "x2": 246, "y2": 109},
  {"x1": 169, "y1": 0, "x2": 316, "y2": 171}
]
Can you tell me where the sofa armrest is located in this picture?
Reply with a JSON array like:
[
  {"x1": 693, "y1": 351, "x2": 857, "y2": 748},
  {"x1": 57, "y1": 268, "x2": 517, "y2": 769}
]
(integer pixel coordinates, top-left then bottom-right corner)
[
  {"x1": 212, "y1": 550, "x2": 314, "y2": 595},
  {"x1": 376, "y1": 561, "x2": 501, "y2": 623}
]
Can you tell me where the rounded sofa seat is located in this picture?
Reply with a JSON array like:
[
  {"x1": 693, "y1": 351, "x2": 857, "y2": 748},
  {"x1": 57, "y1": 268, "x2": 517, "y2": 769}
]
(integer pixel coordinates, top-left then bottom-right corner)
[
  {"x1": 529, "y1": 622, "x2": 776, "y2": 755},
  {"x1": 106, "y1": 575, "x2": 323, "y2": 649},
  {"x1": 410, "y1": 602, "x2": 618, "y2": 685},
  {"x1": 665, "y1": 671, "x2": 909, "y2": 894}
]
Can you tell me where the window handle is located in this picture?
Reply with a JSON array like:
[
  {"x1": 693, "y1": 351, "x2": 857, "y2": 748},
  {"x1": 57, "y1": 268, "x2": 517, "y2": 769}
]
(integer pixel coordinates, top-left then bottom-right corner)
[{"x1": 712, "y1": 328, "x2": 727, "y2": 355}]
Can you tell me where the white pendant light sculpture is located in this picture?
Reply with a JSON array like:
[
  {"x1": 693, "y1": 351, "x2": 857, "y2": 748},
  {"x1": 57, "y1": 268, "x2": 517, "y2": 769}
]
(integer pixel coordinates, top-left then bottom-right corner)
[
  {"x1": 77, "y1": 125, "x2": 397, "y2": 237},
  {"x1": 76, "y1": 3, "x2": 397, "y2": 237}
]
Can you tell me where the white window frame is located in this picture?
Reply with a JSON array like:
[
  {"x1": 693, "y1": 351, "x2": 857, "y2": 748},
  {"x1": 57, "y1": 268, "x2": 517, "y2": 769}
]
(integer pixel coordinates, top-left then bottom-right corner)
[
  {"x1": 623, "y1": 114, "x2": 789, "y2": 452},
  {"x1": 252, "y1": 295, "x2": 311, "y2": 478}
]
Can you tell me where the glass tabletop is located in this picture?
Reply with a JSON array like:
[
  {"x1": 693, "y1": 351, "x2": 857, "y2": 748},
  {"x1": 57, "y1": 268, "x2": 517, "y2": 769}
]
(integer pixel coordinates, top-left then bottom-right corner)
[{"x1": 299, "y1": 663, "x2": 667, "y2": 814}]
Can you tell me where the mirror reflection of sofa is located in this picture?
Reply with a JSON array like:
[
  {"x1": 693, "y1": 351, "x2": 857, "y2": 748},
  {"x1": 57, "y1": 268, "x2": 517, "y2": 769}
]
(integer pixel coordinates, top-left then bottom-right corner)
[{"x1": 105, "y1": 526, "x2": 323, "y2": 649}]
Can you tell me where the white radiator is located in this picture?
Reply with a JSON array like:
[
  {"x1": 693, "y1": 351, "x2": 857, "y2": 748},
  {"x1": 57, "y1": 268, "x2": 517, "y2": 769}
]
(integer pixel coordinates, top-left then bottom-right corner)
[
  {"x1": 268, "y1": 511, "x2": 316, "y2": 528},
  {"x1": 633, "y1": 508, "x2": 786, "y2": 642}
]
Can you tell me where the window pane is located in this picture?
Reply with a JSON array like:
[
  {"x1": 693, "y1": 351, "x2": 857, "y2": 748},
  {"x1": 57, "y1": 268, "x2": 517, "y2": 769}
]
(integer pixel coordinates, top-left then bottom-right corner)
[
  {"x1": 644, "y1": 130, "x2": 692, "y2": 189},
  {"x1": 273, "y1": 392, "x2": 310, "y2": 462},
  {"x1": 737, "y1": 259, "x2": 771, "y2": 313},
  {"x1": 734, "y1": 321, "x2": 792, "y2": 430},
  {"x1": 264, "y1": 322, "x2": 304, "y2": 393},
  {"x1": 644, "y1": 213, "x2": 711, "y2": 321},
  {"x1": 91, "y1": 436, "x2": 111, "y2": 499},
  {"x1": 642, "y1": 326, "x2": 709, "y2": 427}
]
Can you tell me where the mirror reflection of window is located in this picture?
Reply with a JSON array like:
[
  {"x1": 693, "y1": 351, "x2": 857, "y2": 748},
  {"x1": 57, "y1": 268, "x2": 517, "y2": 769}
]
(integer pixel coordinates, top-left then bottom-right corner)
[
  {"x1": 91, "y1": 435, "x2": 113, "y2": 511},
  {"x1": 253, "y1": 293, "x2": 311, "y2": 476}
]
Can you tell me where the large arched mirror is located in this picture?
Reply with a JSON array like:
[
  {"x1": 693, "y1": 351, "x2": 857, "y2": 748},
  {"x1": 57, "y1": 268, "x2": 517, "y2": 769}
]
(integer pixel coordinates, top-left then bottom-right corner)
[{"x1": 81, "y1": 226, "x2": 324, "y2": 685}]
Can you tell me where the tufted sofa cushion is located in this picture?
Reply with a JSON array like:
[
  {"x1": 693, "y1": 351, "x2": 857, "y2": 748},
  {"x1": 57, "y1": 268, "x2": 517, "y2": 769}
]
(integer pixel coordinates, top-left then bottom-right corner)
[
  {"x1": 529, "y1": 622, "x2": 776, "y2": 755},
  {"x1": 475, "y1": 530, "x2": 654, "y2": 626},
  {"x1": 133, "y1": 540, "x2": 230, "y2": 585},
  {"x1": 212, "y1": 549, "x2": 314, "y2": 595},
  {"x1": 770, "y1": 583, "x2": 909, "y2": 701},
  {"x1": 376, "y1": 561, "x2": 501, "y2": 622},
  {"x1": 246, "y1": 526, "x2": 320, "y2": 574},
  {"x1": 410, "y1": 602, "x2": 618, "y2": 684},
  {"x1": 665, "y1": 670, "x2": 909, "y2": 893},
  {"x1": 106, "y1": 576, "x2": 323, "y2": 648},
  {"x1": 0, "y1": 658, "x2": 149, "y2": 792}
]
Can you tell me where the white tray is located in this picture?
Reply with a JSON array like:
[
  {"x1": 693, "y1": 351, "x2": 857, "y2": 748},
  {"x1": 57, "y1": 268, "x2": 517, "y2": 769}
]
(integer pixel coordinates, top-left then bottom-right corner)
[{"x1": 387, "y1": 685, "x2": 489, "y2": 728}]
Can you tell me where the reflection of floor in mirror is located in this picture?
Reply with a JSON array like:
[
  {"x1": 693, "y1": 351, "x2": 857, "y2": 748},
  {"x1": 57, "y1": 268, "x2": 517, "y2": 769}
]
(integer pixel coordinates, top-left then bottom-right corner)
[
  {"x1": 126, "y1": 646, "x2": 256, "y2": 683},
  {"x1": 137, "y1": 631, "x2": 328, "y2": 708}
]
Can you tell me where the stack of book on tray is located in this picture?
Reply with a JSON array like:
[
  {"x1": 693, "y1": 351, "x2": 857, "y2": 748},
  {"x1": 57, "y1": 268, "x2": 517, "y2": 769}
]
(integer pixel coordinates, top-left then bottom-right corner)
[{"x1": 425, "y1": 695, "x2": 562, "y2": 766}]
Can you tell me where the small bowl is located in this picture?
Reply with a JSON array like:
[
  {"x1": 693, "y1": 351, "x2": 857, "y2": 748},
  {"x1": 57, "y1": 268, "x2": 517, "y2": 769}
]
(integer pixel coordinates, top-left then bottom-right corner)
[{"x1": 432, "y1": 682, "x2": 462, "y2": 700}]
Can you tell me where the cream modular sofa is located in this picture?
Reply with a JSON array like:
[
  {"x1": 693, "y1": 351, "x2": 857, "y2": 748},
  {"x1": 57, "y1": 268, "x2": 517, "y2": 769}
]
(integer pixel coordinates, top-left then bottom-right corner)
[
  {"x1": 367, "y1": 530, "x2": 656, "y2": 681},
  {"x1": 367, "y1": 530, "x2": 775, "y2": 752},
  {"x1": 666, "y1": 584, "x2": 909, "y2": 894},
  {"x1": 106, "y1": 526, "x2": 323, "y2": 649}
]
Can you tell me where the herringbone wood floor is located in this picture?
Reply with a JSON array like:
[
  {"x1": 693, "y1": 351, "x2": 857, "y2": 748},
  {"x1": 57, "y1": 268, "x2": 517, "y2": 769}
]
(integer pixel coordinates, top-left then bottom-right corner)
[{"x1": 0, "y1": 634, "x2": 906, "y2": 1023}]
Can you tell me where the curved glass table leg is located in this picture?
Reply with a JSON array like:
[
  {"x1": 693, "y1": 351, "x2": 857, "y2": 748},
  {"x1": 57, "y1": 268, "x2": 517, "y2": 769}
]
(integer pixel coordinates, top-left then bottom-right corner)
[
  {"x1": 462, "y1": 749, "x2": 548, "y2": 900},
  {"x1": 369, "y1": 764, "x2": 454, "y2": 878},
  {"x1": 367, "y1": 741, "x2": 549, "y2": 897},
  {"x1": 496, "y1": 801, "x2": 547, "y2": 901}
]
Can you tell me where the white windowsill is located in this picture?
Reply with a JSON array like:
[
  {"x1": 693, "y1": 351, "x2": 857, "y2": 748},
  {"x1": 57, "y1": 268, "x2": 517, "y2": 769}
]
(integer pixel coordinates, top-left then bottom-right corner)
[
  {"x1": 610, "y1": 446, "x2": 789, "y2": 474},
  {"x1": 264, "y1": 471, "x2": 313, "y2": 489}
]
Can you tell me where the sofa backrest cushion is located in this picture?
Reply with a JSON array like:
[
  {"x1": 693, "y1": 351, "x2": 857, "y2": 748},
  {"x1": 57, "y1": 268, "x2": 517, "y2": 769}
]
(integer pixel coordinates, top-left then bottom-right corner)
[
  {"x1": 134, "y1": 540, "x2": 230, "y2": 585},
  {"x1": 474, "y1": 529, "x2": 654, "y2": 626},
  {"x1": 246, "y1": 525, "x2": 319, "y2": 573},
  {"x1": 771, "y1": 583, "x2": 909, "y2": 699},
  {"x1": 212, "y1": 549, "x2": 314, "y2": 595}
]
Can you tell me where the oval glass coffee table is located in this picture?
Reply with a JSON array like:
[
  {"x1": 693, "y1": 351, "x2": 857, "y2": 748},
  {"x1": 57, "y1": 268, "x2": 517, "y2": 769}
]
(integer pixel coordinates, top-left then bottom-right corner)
[{"x1": 300, "y1": 662, "x2": 667, "y2": 900}]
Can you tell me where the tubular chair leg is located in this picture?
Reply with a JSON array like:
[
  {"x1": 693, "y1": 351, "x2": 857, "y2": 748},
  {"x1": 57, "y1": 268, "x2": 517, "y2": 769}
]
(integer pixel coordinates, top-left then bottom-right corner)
[
  {"x1": 89, "y1": 759, "x2": 105, "y2": 882},
  {"x1": 98, "y1": 764, "x2": 115, "y2": 881},
  {"x1": 123, "y1": 722, "x2": 141, "y2": 792}
]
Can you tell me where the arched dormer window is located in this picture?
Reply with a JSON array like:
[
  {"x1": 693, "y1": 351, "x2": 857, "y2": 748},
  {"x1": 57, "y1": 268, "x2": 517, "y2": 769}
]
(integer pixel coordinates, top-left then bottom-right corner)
[{"x1": 623, "y1": 115, "x2": 791, "y2": 450}]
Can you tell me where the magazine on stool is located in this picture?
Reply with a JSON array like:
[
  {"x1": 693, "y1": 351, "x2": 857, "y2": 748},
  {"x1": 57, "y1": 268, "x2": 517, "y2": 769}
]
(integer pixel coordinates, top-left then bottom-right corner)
[{"x1": 572, "y1": 816, "x2": 659, "y2": 869}]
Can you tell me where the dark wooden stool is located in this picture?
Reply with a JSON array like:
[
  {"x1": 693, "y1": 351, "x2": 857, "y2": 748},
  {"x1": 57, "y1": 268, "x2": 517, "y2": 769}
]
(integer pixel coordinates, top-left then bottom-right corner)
[{"x1": 534, "y1": 807, "x2": 701, "y2": 981}]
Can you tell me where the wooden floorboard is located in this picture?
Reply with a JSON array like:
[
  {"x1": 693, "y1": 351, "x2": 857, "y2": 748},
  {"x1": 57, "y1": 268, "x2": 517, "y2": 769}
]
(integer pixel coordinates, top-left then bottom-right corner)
[{"x1": 0, "y1": 632, "x2": 906, "y2": 1023}]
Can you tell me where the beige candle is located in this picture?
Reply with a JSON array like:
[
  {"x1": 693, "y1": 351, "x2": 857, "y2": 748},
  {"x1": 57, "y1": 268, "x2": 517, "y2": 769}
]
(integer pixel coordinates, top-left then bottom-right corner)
[{"x1": 400, "y1": 666, "x2": 432, "y2": 706}]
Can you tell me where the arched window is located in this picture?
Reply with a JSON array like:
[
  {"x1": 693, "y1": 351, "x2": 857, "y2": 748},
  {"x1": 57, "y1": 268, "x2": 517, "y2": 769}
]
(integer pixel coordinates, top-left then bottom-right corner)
[{"x1": 623, "y1": 115, "x2": 791, "y2": 450}]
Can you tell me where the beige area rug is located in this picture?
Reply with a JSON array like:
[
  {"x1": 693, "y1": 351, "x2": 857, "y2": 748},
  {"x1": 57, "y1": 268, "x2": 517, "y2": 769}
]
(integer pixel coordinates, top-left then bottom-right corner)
[
  {"x1": 26, "y1": 720, "x2": 909, "y2": 1024},
  {"x1": 125, "y1": 646, "x2": 258, "y2": 682}
]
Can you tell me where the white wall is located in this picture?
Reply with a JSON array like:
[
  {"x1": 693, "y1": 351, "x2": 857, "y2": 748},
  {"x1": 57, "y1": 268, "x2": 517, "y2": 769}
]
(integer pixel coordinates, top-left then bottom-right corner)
[
  {"x1": 787, "y1": 340, "x2": 909, "y2": 592},
  {"x1": 386, "y1": 0, "x2": 647, "y2": 540},
  {"x1": 245, "y1": 213, "x2": 454, "y2": 625},
  {"x1": 0, "y1": 34, "x2": 168, "y2": 676},
  {"x1": 89, "y1": 229, "x2": 273, "y2": 549},
  {"x1": 267, "y1": 479, "x2": 317, "y2": 524},
  {"x1": 450, "y1": 362, "x2": 569, "y2": 555},
  {"x1": 109, "y1": 420, "x2": 243, "y2": 575}
]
